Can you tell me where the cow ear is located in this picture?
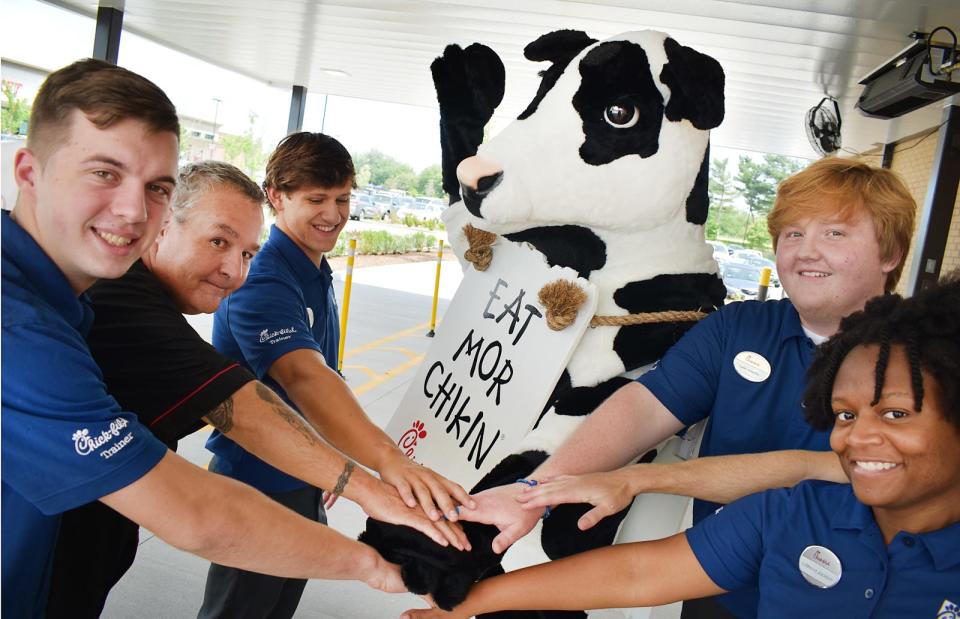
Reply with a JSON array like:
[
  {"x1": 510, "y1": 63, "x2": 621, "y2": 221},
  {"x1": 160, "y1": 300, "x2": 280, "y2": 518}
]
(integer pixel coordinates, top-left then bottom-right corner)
[
  {"x1": 432, "y1": 43, "x2": 506, "y2": 201},
  {"x1": 659, "y1": 37, "x2": 725, "y2": 130},
  {"x1": 518, "y1": 30, "x2": 598, "y2": 120},
  {"x1": 523, "y1": 29, "x2": 597, "y2": 64}
]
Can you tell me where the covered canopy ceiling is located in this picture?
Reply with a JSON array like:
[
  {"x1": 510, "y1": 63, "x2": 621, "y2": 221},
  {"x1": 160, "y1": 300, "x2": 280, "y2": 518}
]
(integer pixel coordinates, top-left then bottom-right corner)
[{"x1": 48, "y1": 0, "x2": 960, "y2": 158}]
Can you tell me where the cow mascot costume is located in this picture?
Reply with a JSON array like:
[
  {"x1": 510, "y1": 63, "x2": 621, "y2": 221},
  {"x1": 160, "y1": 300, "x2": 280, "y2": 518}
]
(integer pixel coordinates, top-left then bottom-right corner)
[{"x1": 360, "y1": 29, "x2": 727, "y2": 617}]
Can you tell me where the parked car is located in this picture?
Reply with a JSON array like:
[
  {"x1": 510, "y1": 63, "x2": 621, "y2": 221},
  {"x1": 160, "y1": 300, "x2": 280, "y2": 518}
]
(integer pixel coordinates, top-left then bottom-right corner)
[
  {"x1": 719, "y1": 261, "x2": 764, "y2": 301},
  {"x1": 370, "y1": 192, "x2": 395, "y2": 219},
  {"x1": 349, "y1": 193, "x2": 382, "y2": 220},
  {"x1": 731, "y1": 248, "x2": 763, "y2": 260},
  {"x1": 398, "y1": 200, "x2": 444, "y2": 223},
  {"x1": 706, "y1": 240, "x2": 729, "y2": 264},
  {"x1": 729, "y1": 252, "x2": 780, "y2": 289}
]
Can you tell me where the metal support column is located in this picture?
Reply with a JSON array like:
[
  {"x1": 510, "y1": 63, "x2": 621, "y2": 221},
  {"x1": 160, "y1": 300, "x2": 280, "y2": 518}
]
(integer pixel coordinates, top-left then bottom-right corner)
[
  {"x1": 287, "y1": 85, "x2": 307, "y2": 134},
  {"x1": 93, "y1": 4, "x2": 124, "y2": 64},
  {"x1": 907, "y1": 104, "x2": 960, "y2": 295}
]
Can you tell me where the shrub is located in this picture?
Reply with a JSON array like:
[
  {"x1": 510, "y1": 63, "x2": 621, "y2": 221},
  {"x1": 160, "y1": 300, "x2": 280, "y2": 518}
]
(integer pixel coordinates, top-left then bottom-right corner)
[{"x1": 329, "y1": 230, "x2": 439, "y2": 257}]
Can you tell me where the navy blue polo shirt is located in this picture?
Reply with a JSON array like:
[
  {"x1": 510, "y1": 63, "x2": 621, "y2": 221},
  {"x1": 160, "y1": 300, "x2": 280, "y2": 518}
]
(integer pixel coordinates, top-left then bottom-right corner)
[
  {"x1": 208, "y1": 224, "x2": 341, "y2": 492},
  {"x1": 638, "y1": 299, "x2": 831, "y2": 522},
  {"x1": 687, "y1": 481, "x2": 960, "y2": 618},
  {"x1": 1, "y1": 211, "x2": 167, "y2": 618}
]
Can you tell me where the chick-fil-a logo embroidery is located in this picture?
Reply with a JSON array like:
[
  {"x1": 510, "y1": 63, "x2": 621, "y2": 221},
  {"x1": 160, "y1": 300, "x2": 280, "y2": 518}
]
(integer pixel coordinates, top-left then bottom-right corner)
[
  {"x1": 398, "y1": 420, "x2": 428, "y2": 458},
  {"x1": 72, "y1": 418, "x2": 129, "y2": 456},
  {"x1": 259, "y1": 327, "x2": 297, "y2": 344},
  {"x1": 937, "y1": 599, "x2": 958, "y2": 619}
]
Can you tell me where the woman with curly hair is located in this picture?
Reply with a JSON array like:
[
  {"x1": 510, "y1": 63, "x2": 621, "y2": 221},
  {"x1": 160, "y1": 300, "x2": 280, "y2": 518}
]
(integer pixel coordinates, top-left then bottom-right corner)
[{"x1": 403, "y1": 277, "x2": 960, "y2": 618}]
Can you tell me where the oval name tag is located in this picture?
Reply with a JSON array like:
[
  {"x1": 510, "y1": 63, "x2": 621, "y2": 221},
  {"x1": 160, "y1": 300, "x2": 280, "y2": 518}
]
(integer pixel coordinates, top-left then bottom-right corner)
[
  {"x1": 733, "y1": 351, "x2": 771, "y2": 382},
  {"x1": 798, "y1": 545, "x2": 842, "y2": 589}
]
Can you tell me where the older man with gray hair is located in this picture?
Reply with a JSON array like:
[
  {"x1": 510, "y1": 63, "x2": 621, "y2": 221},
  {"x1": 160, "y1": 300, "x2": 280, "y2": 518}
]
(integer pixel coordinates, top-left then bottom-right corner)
[{"x1": 46, "y1": 161, "x2": 463, "y2": 619}]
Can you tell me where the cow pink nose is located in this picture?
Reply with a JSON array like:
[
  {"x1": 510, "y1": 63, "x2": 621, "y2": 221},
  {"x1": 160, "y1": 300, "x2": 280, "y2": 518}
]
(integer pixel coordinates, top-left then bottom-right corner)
[{"x1": 457, "y1": 155, "x2": 503, "y2": 191}]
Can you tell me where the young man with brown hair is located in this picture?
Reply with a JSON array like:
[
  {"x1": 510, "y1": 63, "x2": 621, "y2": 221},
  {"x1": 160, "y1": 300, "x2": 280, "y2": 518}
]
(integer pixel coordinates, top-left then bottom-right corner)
[
  {"x1": 200, "y1": 132, "x2": 472, "y2": 618},
  {"x1": 2, "y1": 60, "x2": 405, "y2": 619}
]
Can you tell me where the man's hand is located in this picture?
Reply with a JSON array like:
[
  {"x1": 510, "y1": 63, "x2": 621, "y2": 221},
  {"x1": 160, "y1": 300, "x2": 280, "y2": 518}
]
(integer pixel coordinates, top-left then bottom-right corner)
[
  {"x1": 363, "y1": 552, "x2": 406, "y2": 594},
  {"x1": 379, "y1": 452, "x2": 475, "y2": 522},
  {"x1": 516, "y1": 469, "x2": 638, "y2": 531},
  {"x1": 457, "y1": 484, "x2": 542, "y2": 554},
  {"x1": 321, "y1": 490, "x2": 340, "y2": 510},
  {"x1": 360, "y1": 478, "x2": 471, "y2": 551}
]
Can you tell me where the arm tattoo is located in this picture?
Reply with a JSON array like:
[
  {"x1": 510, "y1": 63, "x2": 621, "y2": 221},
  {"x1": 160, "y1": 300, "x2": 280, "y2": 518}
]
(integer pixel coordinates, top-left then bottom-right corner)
[
  {"x1": 205, "y1": 397, "x2": 235, "y2": 433},
  {"x1": 253, "y1": 381, "x2": 322, "y2": 448},
  {"x1": 333, "y1": 461, "x2": 355, "y2": 495}
]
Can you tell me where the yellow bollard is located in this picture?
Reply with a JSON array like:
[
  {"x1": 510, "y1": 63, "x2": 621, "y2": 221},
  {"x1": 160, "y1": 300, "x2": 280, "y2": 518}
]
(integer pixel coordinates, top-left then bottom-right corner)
[
  {"x1": 757, "y1": 266, "x2": 772, "y2": 302},
  {"x1": 427, "y1": 240, "x2": 444, "y2": 337},
  {"x1": 338, "y1": 238, "x2": 357, "y2": 371}
]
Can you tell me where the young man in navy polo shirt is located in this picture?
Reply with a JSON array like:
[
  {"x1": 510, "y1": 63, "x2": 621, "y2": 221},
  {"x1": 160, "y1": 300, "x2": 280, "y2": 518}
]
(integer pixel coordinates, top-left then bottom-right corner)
[
  {"x1": 2, "y1": 60, "x2": 404, "y2": 619},
  {"x1": 202, "y1": 132, "x2": 473, "y2": 618},
  {"x1": 461, "y1": 158, "x2": 918, "y2": 618}
]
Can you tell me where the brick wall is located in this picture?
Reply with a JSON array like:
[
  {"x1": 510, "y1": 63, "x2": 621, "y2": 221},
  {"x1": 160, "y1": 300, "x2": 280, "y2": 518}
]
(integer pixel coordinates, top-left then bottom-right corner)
[{"x1": 856, "y1": 126, "x2": 960, "y2": 294}]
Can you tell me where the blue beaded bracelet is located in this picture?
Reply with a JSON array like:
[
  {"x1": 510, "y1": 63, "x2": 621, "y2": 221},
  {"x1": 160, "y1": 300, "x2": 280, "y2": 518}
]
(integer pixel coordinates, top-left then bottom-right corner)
[{"x1": 516, "y1": 478, "x2": 552, "y2": 519}]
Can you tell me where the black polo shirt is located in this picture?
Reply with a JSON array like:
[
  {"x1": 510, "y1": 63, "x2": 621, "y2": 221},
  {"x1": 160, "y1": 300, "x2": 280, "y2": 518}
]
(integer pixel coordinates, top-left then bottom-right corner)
[
  {"x1": 45, "y1": 260, "x2": 255, "y2": 619},
  {"x1": 85, "y1": 260, "x2": 255, "y2": 446}
]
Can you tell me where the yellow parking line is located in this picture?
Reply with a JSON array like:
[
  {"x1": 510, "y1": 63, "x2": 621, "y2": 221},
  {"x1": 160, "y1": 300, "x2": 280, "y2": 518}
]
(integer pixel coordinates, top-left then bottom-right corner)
[
  {"x1": 378, "y1": 346, "x2": 421, "y2": 360},
  {"x1": 350, "y1": 353, "x2": 425, "y2": 396},
  {"x1": 342, "y1": 322, "x2": 430, "y2": 360},
  {"x1": 342, "y1": 364, "x2": 380, "y2": 380}
]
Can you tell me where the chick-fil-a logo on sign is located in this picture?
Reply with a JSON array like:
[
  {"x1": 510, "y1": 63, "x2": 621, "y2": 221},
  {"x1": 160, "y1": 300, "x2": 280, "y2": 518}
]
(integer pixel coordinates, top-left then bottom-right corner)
[{"x1": 398, "y1": 420, "x2": 428, "y2": 458}]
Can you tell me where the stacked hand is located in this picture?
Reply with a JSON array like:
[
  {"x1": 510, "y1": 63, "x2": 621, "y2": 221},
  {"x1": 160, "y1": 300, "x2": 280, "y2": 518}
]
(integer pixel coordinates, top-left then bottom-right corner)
[
  {"x1": 457, "y1": 484, "x2": 543, "y2": 554},
  {"x1": 516, "y1": 469, "x2": 636, "y2": 531},
  {"x1": 379, "y1": 452, "x2": 476, "y2": 522},
  {"x1": 361, "y1": 478, "x2": 471, "y2": 550}
]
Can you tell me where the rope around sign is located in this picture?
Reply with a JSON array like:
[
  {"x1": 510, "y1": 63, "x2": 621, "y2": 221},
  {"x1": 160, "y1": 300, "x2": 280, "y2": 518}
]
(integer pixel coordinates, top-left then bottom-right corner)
[{"x1": 461, "y1": 225, "x2": 709, "y2": 331}]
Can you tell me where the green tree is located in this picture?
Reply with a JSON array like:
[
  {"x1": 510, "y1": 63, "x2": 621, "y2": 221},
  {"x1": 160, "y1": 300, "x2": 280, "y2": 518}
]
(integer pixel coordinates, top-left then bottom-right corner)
[
  {"x1": 1, "y1": 82, "x2": 31, "y2": 135},
  {"x1": 355, "y1": 163, "x2": 372, "y2": 188},
  {"x1": 744, "y1": 217, "x2": 773, "y2": 252},
  {"x1": 221, "y1": 112, "x2": 267, "y2": 179},
  {"x1": 354, "y1": 150, "x2": 416, "y2": 190},
  {"x1": 415, "y1": 165, "x2": 443, "y2": 197},
  {"x1": 706, "y1": 157, "x2": 738, "y2": 240},
  {"x1": 736, "y1": 154, "x2": 805, "y2": 218},
  {"x1": 735, "y1": 154, "x2": 806, "y2": 249}
]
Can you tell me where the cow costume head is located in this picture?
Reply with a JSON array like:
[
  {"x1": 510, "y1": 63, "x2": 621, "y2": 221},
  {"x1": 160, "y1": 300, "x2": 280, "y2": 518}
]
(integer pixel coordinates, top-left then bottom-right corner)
[
  {"x1": 455, "y1": 29, "x2": 724, "y2": 234},
  {"x1": 361, "y1": 29, "x2": 728, "y2": 615}
]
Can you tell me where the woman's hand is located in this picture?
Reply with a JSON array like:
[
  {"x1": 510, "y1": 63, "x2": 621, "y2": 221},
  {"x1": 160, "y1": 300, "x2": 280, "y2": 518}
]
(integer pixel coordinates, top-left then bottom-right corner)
[{"x1": 516, "y1": 468, "x2": 639, "y2": 531}]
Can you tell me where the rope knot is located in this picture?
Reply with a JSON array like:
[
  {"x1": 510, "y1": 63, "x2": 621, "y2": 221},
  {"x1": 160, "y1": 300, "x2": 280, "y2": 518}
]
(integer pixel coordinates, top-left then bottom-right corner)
[
  {"x1": 538, "y1": 279, "x2": 588, "y2": 331},
  {"x1": 462, "y1": 224, "x2": 497, "y2": 272}
]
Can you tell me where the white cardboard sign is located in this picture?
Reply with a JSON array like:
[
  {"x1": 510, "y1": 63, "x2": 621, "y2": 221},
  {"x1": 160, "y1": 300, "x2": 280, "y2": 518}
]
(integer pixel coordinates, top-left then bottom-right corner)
[{"x1": 385, "y1": 239, "x2": 598, "y2": 489}]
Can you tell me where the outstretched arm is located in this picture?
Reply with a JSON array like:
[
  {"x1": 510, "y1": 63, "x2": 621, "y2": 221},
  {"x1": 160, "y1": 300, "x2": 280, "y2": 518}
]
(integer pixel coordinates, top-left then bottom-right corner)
[
  {"x1": 400, "y1": 532, "x2": 724, "y2": 618},
  {"x1": 101, "y1": 451, "x2": 404, "y2": 593},
  {"x1": 517, "y1": 450, "x2": 848, "y2": 530},
  {"x1": 460, "y1": 381, "x2": 682, "y2": 552},
  {"x1": 203, "y1": 380, "x2": 468, "y2": 549},
  {"x1": 268, "y1": 349, "x2": 474, "y2": 523}
]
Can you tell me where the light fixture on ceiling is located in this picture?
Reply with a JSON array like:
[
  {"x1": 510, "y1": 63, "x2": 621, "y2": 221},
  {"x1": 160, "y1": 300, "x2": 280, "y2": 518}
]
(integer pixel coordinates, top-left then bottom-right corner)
[
  {"x1": 805, "y1": 96, "x2": 842, "y2": 157},
  {"x1": 318, "y1": 68, "x2": 351, "y2": 78}
]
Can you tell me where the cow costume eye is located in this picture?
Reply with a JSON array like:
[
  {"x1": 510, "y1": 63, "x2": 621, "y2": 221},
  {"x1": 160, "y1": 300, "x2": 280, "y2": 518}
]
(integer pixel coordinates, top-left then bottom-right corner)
[{"x1": 604, "y1": 100, "x2": 639, "y2": 128}]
